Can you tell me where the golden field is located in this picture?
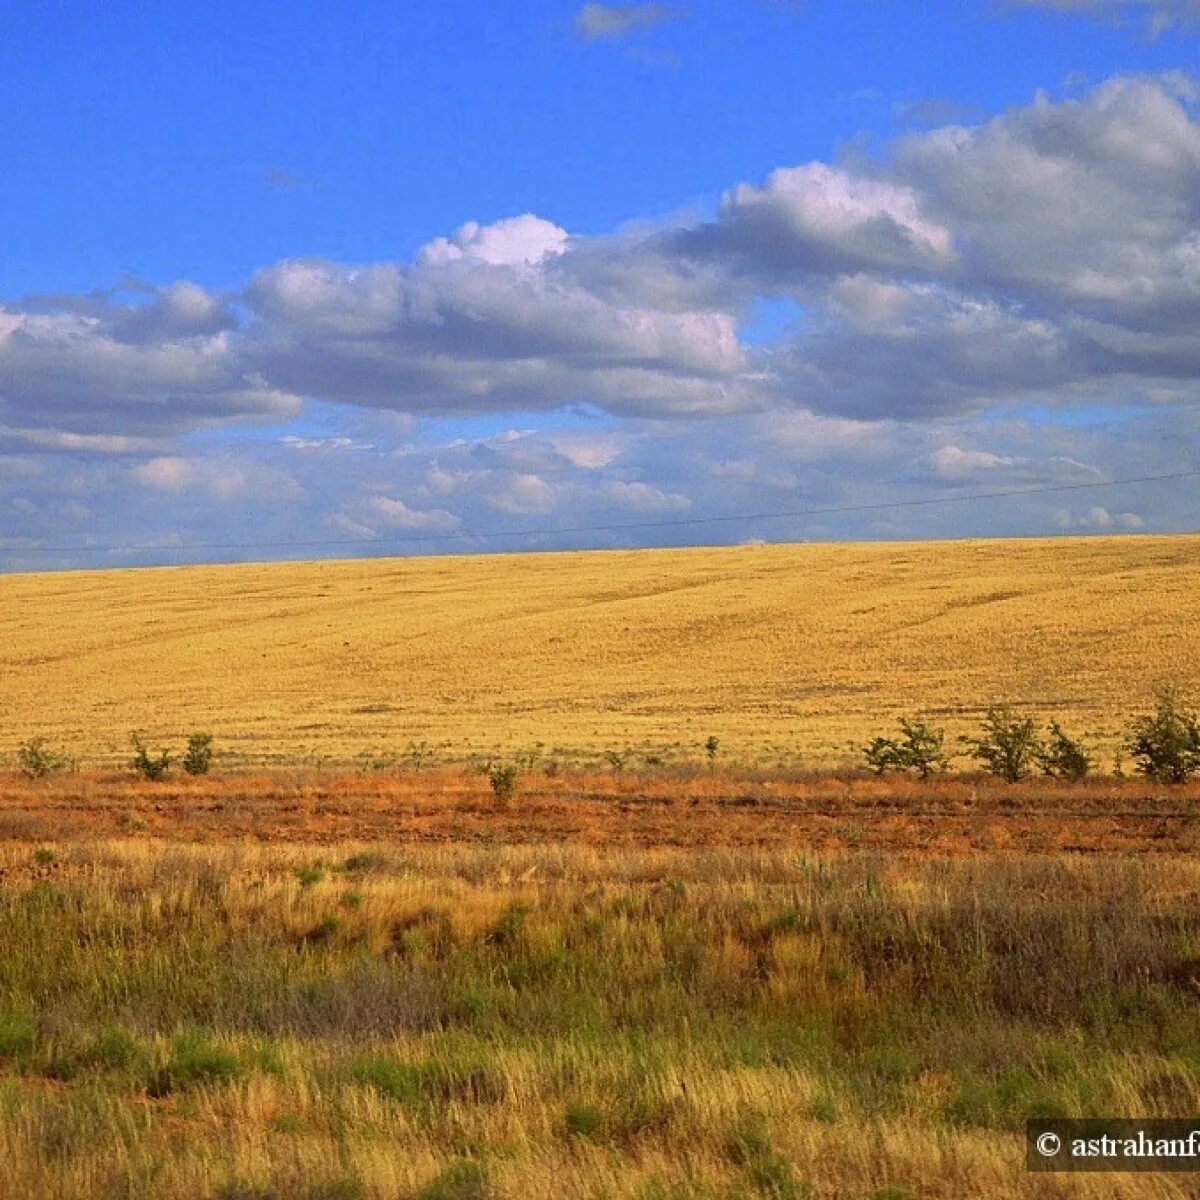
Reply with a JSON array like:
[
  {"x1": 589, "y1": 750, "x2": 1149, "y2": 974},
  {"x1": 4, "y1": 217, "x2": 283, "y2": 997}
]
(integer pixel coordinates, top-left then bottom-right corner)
[{"x1": 3, "y1": 534, "x2": 1199, "y2": 769}]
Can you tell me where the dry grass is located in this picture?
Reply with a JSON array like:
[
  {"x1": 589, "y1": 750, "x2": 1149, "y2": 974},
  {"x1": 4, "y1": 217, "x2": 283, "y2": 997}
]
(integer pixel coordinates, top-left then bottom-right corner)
[
  {"x1": 3, "y1": 535, "x2": 1200, "y2": 768},
  {"x1": 0, "y1": 838, "x2": 1199, "y2": 1198}
]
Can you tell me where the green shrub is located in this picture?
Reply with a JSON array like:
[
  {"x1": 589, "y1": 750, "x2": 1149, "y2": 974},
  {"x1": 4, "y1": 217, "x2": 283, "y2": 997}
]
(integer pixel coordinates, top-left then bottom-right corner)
[
  {"x1": 17, "y1": 739, "x2": 74, "y2": 779},
  {"x1": 85, "y1": 1028, "x2": 145, "y2": 1072},
  {"x1": 565, "y1": 1101, "x2": 602, "y2": 1137},
  {"x1": 1035, "y1": 721, "x2": 1092, "y2": 780},
  {"x1": 130, "y1": 731, "x2": 171, "y2": 781},
  {"x1": 182, "y1": 732, "x2": 214, "y2": 776},
  {"x1": 307, "y1": 915, "x2": 342, "y2": 942},
  {"x1": 294, "y1": 863, "x2": 326, "y2": 890},
  {"x1": 147, "y1": 1034, "x2": 242, "y2": 1096},
  {"x1": 964, "y1": 706, "x2": 1040, "y2": 782},
  {"x1": 342, "y1": 851, "x2": 388, "y2": 873},
  {"x1": 863, "y1": 719, "x2": 949, "y2": 779},
  {"x1": 351, "y1": 1056, "x2": 505, "y2": 1109},
  {"x1": 417, "y1": 1161, "x2": 489, "y2": 1200},
  {"x1": 487, "y1": 764, "x2": 519, "y2": 804},
  {"x1": 1126, "y1": 688, "x2": 1200, "y2": 784},
  {"x1": 32, "y1": 848, "x2": 57, "y2": 867},
  {"x1": 725, "y1": 1114, "x2": 812, "y2": 1199},
  {"x1": 0, "y1": 1014, "x2": 35, "y2": 1063},
  {"x1": 303, "y1": 1178, "x2": 365, "y2": 1200},
  {"x1": 705, "y1": 735, "x2": 720, "y2": 766},
  {"x1": 487, "y1": 904, "x2": 529, "y2": 948}
]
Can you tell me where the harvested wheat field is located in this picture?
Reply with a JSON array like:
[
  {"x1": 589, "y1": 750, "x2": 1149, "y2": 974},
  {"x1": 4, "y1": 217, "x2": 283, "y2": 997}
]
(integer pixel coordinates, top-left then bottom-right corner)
[{"x1": 3, "y1": 534, "x2": 1200, "y2": 769}]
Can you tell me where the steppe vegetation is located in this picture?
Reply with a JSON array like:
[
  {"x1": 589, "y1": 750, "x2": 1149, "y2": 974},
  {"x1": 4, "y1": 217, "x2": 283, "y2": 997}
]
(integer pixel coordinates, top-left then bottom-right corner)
[{"x1": 0, "y1": 840, "x2": 1196, "y2": 1198}]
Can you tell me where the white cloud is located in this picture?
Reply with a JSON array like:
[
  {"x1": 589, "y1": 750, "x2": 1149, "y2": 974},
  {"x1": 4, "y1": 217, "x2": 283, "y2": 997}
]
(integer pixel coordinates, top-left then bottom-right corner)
[
  {"x1": 130, "y1": 457, "x2": 190, "y2": 491},
  {"x1": 574, "y1": 3, "x2": 683, "y2": 40},
  {"x1": 932, "y1": 445, "x2": 1019, "y2": 480},
  {"x1": 419, "y1": 215, "x2": 568, "y2": 267},
  {"x1": 676, "y1": 162, "x2": 953, "y2": 283},
  {"x1": 604, "y1": 479, "x2": 691, "y2": 511},
  {"x1": 544, "y1": 432, "x2": 624, "y2": 468},
  {"x1": 280, "y1": 435, "x2": 372, "y2": 451},
  {"x1": 0, "y1": 297, "x2": 298, "y2": 439},
  {"x1": 488, "y1": 472, "x2": 558, "y2": 514},
  {"x1": 129, "y1": 455, "x2": 300, "y2": 503},
  {"x1": 894, "y1": 76, "x2": 1200, "y2": 310},
  {"x1": 14, "y1": 77, "x2": 1200, "y2": 441},
  {"x1": 369, "y1": 495, "x2": 460, "y2": 533}
]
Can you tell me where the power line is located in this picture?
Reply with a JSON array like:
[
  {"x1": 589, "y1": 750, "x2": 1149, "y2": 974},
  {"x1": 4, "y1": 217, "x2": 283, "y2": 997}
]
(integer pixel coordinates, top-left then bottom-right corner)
[{"x1": 6, "y1": 466, "x2": 1198, "y2": 557}]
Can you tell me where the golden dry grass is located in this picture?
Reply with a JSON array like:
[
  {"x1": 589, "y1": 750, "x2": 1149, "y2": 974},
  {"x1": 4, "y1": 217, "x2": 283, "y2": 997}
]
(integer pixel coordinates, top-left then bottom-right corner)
[
  {"x1": 3, "y1": 534, "x2": 1200, "y2": 768},
  {"x1": 0, "y1": 838, "x2": 1199, "y2": 1198}
]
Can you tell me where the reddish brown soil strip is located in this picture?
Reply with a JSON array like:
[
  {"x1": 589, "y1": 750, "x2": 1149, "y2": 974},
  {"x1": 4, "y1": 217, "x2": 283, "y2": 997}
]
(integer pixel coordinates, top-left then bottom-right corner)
[{"x1": 2, "y1": 770, "x2": 1199, "y2": 854}]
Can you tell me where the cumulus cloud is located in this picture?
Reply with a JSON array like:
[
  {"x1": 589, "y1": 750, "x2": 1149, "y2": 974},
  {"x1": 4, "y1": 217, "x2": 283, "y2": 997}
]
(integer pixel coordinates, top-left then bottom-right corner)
[
  {"x1": 574, "y1": 3, "x2": 683, "y2": 40},
  {"x1": 7, "y1": 72, "x2": 1200, "y2": 568},
  {"x1": 0, "y1": 285, "x2": 297, "y2": 440},
  {"x1": 129, "y1": 455, "x2": 301, "y2": 503},
  {"x1": 243, "y1": 223, "x2": 757, "y2": 418},
  {"x1": 418, "y1": 215, "x2": 569, "y2": 267},
  {"x1": 369, "y1": 495, "x2": 460, "y2": 533},
  {"x1": 894, "y1": 76, "x2": 1200, "y2": 312},
  {"x1": 1055, "y1": 504, "x2": 1147, "y2": 528},
  {"x1": 741, "y1": 76, "x2": 1200, "y2": 418},
  {"x1": 488, "y1": 472, "x2": 559, "y2": 514},
  {"x1": 604, "y1": 479, "x2": 691, "y2": 511},
  {"x1": 13, "y1": 76, "x2": 1200, "y2": 440},
  {"x1": 675, "y1": 162, "x2": 954, "y2": 283}
]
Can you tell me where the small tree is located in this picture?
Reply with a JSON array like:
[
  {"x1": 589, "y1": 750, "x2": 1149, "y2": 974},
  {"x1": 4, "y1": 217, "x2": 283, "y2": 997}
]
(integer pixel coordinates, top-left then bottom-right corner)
[
  {"x1": 130, "y1": 732, "x2": 171, "y2": 782},
  {"x1": 17, "y1": 739, "x2": 74, "y2": 780},
  {"x1": 487, "y1": 763, "x2": 519, "y2": 805},
  {"x1": 863, "y1": 736, "x2": 903, "y2": 776},
  {"x1": 704, "y1": 736, "x2": 720, "y2": 768},
  {"x1": 863, "y1": 718, "x2": 949, "y2": 780},
  {"x1": 965, "y1": 706, "x2": 1040, "y2": 783},
  {"x1": 182, "y1": 732, "x2": 214, "y2": 776},
  {"x1": 1126, "y1": 688, "x2": 1200, "y2": 784},
  {"x1": 1035, "y1": 721, "x2": 1091, "y2": 780}
]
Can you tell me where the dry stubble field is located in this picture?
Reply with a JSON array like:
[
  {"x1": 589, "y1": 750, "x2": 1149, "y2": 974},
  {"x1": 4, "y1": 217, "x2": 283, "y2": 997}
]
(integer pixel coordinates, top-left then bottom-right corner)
[
  {"x1": 2, "y1": 534, "x2": 1199, "y2": 769},
  {"x1": 4, "y1": 536, "x2": 1200, "y2": 1199}
]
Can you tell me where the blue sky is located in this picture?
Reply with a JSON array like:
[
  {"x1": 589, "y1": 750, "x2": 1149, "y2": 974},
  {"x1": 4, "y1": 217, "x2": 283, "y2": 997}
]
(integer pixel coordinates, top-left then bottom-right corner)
[{"x1": 2, "y1": 0, "x2": 1200, "y2": 568}]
